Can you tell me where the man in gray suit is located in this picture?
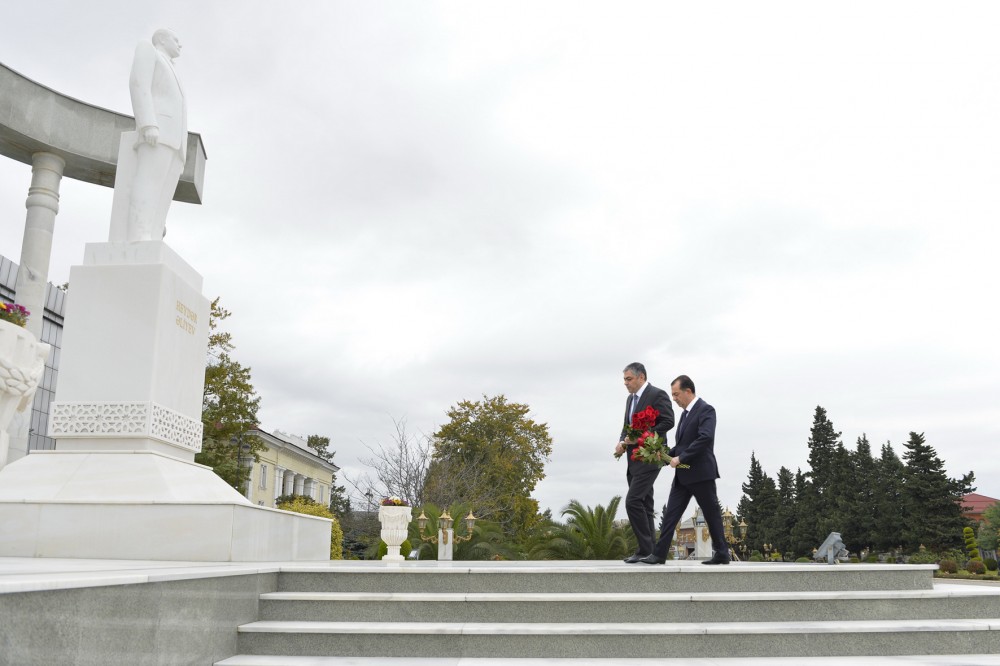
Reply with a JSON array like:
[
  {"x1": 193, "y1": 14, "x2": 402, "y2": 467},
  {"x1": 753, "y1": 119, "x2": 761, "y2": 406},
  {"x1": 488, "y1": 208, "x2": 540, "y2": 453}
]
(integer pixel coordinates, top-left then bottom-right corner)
[{"x1": 126, "y1": 28, "x2": 187, "y2": 241}]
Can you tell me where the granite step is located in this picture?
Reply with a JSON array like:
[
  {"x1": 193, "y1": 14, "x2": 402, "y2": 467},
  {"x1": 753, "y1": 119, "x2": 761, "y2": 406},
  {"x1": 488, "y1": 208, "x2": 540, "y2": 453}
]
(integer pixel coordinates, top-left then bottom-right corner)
[
  {"x1": 276, "y1": 562, "x2": 935, "y2": 594},
  {"x1": 257, "y1": 587, "x2": 1000, "y2": 624},
  {"x1": 217, "y1": 655, "x2": 1000, "y2": 666},
  {"x1": 234, "y1": 618, "x2": 1000, "y2": 659}
]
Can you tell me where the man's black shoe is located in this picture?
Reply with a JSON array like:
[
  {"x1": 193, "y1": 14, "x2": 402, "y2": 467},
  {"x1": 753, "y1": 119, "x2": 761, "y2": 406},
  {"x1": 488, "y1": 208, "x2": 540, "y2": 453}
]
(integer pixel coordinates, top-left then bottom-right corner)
[
  {"x1": 638, "y1": 555, "x2": 666, "y2": 565},
  {"x1": 624, "y1": 553, "x2": 650, "y2": 564},
  {"x1": 702, "y1": 554, "x2": 731, "y2": 565}
]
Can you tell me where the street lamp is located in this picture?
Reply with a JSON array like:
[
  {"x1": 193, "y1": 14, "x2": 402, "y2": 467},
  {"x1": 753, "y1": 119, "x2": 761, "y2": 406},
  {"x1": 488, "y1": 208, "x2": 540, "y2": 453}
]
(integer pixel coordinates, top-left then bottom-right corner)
[
  {"x1": 417, "y1": 509, "x2": 476, "y2": 561},
  {"x1": 722, "y1": 508, "x2": 749, "y2": 562}
]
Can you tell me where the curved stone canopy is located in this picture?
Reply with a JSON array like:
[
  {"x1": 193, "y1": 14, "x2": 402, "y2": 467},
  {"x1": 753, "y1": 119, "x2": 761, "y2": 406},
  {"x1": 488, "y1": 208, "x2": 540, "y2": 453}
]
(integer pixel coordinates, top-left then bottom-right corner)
[{"x1": 0, "y1": 62, "x2": 205, "y2": 204}]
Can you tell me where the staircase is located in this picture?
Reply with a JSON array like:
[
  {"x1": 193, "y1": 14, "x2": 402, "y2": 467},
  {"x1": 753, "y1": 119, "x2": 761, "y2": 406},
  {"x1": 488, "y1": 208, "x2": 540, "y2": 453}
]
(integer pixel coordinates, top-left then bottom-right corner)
[{"x1": 216, "y1": 561, "x2": 1000, "y2": 663}]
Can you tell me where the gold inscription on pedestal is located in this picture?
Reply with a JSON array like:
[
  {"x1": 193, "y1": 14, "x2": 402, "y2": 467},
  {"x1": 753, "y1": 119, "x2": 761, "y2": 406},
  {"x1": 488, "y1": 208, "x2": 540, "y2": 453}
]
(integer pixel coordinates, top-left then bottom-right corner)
[{"x1": 175, "y1": 300, "x2": 197, "y2": 335}]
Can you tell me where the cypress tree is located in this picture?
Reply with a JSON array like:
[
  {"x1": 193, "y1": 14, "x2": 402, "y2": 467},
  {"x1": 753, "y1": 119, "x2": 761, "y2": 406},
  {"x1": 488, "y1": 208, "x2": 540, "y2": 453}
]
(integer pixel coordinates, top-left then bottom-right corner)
[
  {"x1": 790, "y1": 468, "x2": 817, "y2": 556},
  {"x1": 873, "y1": 442, "x2": 906, "y2": 551},
  {"x1": 841, "y1": 435, "x2": 878, "y2": 553},
  {"x1": 806, "y1": 406, "x2": 841, "y2": 495},
  {"x1": 773, "y1": 466, "x2": 797, "y2": 557},
  {"x1": 901, "y1": 432, "x2": 974, "y2": 552}
]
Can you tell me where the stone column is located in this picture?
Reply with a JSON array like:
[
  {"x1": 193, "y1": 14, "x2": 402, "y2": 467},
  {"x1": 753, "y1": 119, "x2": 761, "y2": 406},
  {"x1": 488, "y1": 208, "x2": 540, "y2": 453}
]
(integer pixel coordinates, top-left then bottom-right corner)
[
  {"x1": 273, "y1": 467, "x2": 284, "y2": 502},
  {"x1": 15, "y1": 152, "x2": 65, "y2": 339},
  {"x1": 282, "y1": 470, "x2": 294, "y2": 496},
  {"x1": 293, "y1": 474, "x2": 304, "y2": 496}
]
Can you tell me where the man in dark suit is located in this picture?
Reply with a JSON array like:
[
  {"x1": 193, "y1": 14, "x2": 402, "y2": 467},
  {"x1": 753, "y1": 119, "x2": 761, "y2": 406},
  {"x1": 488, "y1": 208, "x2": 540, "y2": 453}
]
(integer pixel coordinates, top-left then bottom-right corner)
[
  {"x1": 641, "y1": 375, "x2": 731, "y2": 565},
  {"x1": 615, "y1": 362, "x2": 674, "y2": 563}
]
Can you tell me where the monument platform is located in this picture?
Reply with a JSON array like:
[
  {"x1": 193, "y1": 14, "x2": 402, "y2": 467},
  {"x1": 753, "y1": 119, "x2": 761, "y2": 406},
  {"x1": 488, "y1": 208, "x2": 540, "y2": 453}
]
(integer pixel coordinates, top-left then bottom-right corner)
[{"x1": 1, "y1": 558, "x2": 998, "y2": 665}]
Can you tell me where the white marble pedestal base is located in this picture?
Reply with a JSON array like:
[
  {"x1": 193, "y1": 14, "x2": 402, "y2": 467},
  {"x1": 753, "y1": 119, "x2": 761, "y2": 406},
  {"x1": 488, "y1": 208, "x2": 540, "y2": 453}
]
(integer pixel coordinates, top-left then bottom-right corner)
[{"x1": 0, "y1": 450, "x2": 332, "y2": 561}]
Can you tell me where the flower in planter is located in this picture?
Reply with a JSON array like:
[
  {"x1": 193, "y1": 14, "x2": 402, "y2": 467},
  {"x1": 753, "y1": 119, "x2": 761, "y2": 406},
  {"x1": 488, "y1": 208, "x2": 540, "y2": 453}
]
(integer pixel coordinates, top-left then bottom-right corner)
[
  {"x1": 0, "y1": 302, "x2": 30, "y2": 328},
  {"x1": 381, "y1": 496, "x2": 409, "y2": 507}
]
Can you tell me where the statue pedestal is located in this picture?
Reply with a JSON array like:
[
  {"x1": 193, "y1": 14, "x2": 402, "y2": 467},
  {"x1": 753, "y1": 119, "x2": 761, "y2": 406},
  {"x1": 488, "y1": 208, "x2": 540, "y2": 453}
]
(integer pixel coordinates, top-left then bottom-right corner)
[
  {"x1": 0, "y1": 242, "x2": 331, "y2": 561},
  {"x1": 50, "y1": 242, "x2": 208, "y2": 459}
]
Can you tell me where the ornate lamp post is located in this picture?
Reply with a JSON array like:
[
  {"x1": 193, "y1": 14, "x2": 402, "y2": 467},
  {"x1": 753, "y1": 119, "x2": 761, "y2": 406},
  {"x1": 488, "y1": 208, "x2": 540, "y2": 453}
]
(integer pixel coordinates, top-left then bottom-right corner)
[
  {"x1": 417, "y1": 509, "x2": 476, "y2": 561},
  {"x1": 722, "y1": 508, "x2": 749, "y2": 562}
]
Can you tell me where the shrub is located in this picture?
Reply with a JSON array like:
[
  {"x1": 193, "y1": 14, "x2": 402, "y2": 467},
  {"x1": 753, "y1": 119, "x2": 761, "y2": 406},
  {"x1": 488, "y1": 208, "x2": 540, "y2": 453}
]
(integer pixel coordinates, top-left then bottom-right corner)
[
  {"x1": 849, "y1": 557, "x2": 860, "y2": 563},
  {"x1": 907, "y1": 550, "x2": 938, "y2": 565},
  {"x1": 795, "y1": 557, "x2": 811, "y2": 563},
  {"x1": 966, "y1": 560, "x2": 986, "y2": 575},
  {"x1": 749, "y1": 553, "x2": 764, "y2": 562},
  {"x1": 964, "y1": 526, "x2": 982, "y2": 561},
  {"x1": 277, "y1": 496, "x2": 344, "y2": 560},
  {"x1": 938, "y1": 559, "x2": 958, "y2": 574},
  {"x1": 984, "y1": 558, "x2": 998, "y2": 572},
  {"x1": 865, "y1": 555, "x2": 879, "y2": 563}
]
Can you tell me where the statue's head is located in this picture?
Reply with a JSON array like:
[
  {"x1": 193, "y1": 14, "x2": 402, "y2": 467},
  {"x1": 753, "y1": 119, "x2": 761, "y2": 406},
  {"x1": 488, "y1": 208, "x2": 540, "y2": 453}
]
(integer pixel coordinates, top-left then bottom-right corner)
[{"x1": 152, "y1": 29, "x2": 182, "y2": 59}]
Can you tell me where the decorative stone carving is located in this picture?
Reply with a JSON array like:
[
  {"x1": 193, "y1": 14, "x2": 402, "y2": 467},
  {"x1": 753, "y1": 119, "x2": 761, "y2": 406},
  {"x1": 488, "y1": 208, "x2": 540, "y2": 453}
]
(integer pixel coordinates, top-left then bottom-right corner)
[
  {"x1": 0, "y1": 320, "x2": 49, "y2": 469},
  {"x1": 150, "y1": 402, "x2": 202, "y2": 450},
  {"x1": 49, "y1": 401, "x2": 202, "y2": 452}
]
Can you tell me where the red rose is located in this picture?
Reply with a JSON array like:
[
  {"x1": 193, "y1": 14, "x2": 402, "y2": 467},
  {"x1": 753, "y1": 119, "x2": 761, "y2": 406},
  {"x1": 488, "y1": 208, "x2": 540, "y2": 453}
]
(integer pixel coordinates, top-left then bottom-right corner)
[{"x1": 631, "y1": 406, "x2": 659, "y2": 432}]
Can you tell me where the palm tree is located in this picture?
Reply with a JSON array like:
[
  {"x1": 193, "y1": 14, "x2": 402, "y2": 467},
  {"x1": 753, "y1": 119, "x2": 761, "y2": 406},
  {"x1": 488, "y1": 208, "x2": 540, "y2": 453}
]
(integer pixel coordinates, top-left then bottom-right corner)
[{"x1": 528, "y1": 496, "x2": 630, "y2": 560}]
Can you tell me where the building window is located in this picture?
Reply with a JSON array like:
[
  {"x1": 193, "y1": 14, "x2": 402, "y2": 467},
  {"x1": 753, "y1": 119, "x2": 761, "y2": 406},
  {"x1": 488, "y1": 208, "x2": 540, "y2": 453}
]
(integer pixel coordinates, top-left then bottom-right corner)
[{"x1": 260, "y1": 464, "x2": 268, "y2": 489}]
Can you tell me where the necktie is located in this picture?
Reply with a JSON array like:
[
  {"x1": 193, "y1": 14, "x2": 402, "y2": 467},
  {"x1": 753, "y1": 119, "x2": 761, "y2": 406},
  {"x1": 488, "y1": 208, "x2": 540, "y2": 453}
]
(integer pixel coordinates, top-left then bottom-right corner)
[
  {"x1": 677, "y1": 409, "x2": 688, "y2": 439},
  {"x1": 628, "y1": 394, "x2": 638, "y2": 422}
]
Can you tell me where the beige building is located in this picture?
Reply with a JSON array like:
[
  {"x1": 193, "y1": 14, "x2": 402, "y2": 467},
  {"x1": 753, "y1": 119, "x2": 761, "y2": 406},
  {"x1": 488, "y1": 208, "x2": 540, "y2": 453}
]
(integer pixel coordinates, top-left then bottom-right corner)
[{"x1": 242, "y1": 428, "x2": 340, "y2": 508}]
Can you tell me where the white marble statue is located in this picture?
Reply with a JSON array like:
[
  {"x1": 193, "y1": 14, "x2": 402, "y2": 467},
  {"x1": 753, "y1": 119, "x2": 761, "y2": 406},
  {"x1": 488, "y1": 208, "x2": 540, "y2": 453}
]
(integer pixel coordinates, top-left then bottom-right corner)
[{"x1": 125, "y1": 28, "x2": 187, "y2": 242}]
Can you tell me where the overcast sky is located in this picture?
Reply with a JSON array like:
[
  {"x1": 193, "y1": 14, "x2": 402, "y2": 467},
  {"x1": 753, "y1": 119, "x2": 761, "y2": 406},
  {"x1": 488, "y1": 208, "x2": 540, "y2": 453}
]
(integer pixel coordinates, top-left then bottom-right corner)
[{"x1": 2, "y1": 1, "x2": 998, "y2": 521}]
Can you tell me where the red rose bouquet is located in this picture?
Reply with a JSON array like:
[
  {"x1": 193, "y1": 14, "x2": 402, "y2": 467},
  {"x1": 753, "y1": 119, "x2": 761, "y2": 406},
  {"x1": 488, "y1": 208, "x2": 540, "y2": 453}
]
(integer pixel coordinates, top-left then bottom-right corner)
[
  {"x1": 625, "y1": 406, "x2": 658, "y2": 441},
  {"x1": 615, "y1": 405, "x2": 689, "y2": 468},
  {"x1": 614, "y1": 406, "x2": 660, "y2": 460}
]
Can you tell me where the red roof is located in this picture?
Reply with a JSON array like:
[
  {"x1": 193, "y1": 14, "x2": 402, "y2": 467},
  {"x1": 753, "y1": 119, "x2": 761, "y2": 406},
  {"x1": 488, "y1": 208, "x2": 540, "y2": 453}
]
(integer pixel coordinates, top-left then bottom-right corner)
[{"x1": 962, "y1": 493, "x2": 999, "y2": 515}]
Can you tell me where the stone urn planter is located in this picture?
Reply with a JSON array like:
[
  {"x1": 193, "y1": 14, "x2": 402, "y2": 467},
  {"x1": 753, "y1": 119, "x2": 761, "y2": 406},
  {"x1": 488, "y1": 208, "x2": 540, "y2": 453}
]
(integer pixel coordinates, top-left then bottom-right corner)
[
  {"x1": 0, "y1": 319, "x2": 49, "y2": 469},
  {"x1": 378, "y1": 504, "x2": 412, "y2": 562}
]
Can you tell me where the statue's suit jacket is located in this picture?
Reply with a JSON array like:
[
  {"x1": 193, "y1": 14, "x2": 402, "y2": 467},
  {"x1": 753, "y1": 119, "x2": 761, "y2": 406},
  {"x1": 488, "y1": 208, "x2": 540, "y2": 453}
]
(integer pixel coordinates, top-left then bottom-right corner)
[{"x1": 129, "y1": 41, "x2": 187, "y2": 162}]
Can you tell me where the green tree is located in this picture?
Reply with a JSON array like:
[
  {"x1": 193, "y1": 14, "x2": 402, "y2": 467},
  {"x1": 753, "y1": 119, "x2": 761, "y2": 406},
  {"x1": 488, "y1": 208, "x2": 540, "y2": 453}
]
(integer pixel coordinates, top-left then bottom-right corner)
[
  {"x1": 789, "y1": 468, "x2": 816, "y2": 556},
  {"x1": 737, "y1": 453, "x2": 779, "y2": 552},
  {"x1": 788, "y1": 408, "x2": 843, "y2": 554},
  {"x1": 901, "y1": 431, "x2": 974, "y2": 552},
  {"x1": 978, "y1": 502, "x2": 1000, "y2": 552},
  {"x1": 307, "y1": 434, "x2": 350, "y2": 517},
  {"x1": 773, "y1": 466, "x2": 797, "y2": 556},
  {"x1": 195, "y1": 298, "x2": 262, "y2": 492},
  {"x1": 528, "y1": 497, "x2": 630, "y2": 560},
  {"x1": 425, "y1": 395, "x2": 552, "y2": 541},
  {"x1": 873, "y1": 442, "x2": 905, "y2": 551},
  {"x1": 307, "y1": 434, "x2": 334, "y2": 461},
  {"x1": 840, "y1": 435, "x2": 878, "y2": 554},
  {"x1": 806, "y1": 406, "x2": 840, "y2": 496}
]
